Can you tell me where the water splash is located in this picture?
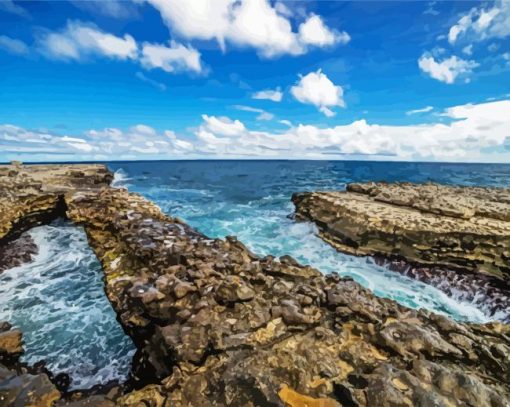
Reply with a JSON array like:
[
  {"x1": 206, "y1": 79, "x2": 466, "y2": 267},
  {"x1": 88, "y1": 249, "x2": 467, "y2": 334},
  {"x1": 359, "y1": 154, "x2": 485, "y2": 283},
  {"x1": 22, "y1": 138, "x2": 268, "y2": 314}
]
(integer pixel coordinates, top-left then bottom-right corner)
[{"x1": 0, "y1": 221, "x2": 136, "y2": 390}]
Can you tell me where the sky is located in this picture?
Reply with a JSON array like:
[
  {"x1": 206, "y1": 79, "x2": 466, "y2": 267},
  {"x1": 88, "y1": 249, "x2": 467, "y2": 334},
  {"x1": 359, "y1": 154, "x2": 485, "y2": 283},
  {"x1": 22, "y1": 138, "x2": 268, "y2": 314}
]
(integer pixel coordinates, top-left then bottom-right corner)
[{"x1": 0, "y1": 0, "x2": 509, "y2": 163}]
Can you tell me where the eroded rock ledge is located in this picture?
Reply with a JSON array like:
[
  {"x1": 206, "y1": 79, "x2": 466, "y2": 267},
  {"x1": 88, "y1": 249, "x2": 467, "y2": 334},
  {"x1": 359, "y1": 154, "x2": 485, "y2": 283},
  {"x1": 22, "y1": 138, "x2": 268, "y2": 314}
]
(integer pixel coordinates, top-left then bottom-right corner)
[
  {"x1": 1, "y1": 166, "x2": 510, "y2": 406},
  {"x1": 293, "y1": 182, "x2": 510, "y2": 279}
]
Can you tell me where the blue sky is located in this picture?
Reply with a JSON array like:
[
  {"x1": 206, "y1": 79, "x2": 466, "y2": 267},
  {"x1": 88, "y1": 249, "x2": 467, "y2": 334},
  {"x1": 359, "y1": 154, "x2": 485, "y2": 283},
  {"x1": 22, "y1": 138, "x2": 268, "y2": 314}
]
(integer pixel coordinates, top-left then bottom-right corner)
[{"x1": 0, "y1": 0, "x2": 509, "y2": 162}]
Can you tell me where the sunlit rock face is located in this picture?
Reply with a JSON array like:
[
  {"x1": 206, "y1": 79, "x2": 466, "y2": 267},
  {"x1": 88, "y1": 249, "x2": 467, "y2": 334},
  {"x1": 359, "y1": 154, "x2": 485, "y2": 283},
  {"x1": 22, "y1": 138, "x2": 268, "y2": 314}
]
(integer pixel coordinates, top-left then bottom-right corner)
[{"x1": 293, "y1": 182, "x2": 510, "y2": 277}]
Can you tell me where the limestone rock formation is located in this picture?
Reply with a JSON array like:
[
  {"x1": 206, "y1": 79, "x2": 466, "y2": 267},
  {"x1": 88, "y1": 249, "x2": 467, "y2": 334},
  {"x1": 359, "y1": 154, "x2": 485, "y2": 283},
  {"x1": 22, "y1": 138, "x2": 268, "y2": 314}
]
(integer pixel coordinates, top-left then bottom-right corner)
[
  {"x1": 1, "y1": 166, "x2": 509, "y2": 406},
  {"x1": 292, "y1": 182, "x2": 510, "y2": 280}
]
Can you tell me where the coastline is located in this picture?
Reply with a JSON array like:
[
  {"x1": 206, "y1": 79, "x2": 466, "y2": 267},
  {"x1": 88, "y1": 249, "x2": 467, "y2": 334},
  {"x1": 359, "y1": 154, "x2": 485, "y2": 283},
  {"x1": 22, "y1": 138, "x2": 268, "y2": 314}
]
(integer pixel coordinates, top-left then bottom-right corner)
[{"x1": 0, "y1": 164, "x2": 509, "y2": 406}]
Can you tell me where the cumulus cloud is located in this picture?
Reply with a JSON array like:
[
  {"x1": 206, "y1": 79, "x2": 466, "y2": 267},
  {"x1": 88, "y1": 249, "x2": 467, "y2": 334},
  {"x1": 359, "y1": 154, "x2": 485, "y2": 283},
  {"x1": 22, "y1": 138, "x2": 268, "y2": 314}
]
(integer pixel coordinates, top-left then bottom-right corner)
[
  {"x1": 3, "y1": 100, "x2": 509, "y2": 163},
  {"x1": 0, "y1": 123, "x2": 194, "y2": 161},
  {"x1": 418, "y1": 54, "x2": 479, "y2": 84},
  {"x1": 38, "y1": 20, "x2": 138, "y2": 61},
  {"x1": 0, "y1": 35, "x2": 29, "y2": 55},
  {"x1": 252, "y1": 88, "x2": 283, "y2": 102},
  {"x1": 186, "y1": 100, "x2": 510, "y2": 161},
  {"x1": 298, "y1": 14, "x2": 350, "y2": 47},
  {"x1": 141, "y1": 41, "x2": 203, "y2": 74},
  {"x1": 448, "y1": 0, "x2": 510, "y2": 44},
  {"x1": 143, "y1": 0, "x2": 348, "y2": 58},
  {"x1": 290, "y1": 70, "x2": 345, "y2": 116},
  {"x1": 34, "y1": 20, "x2": 203, "y2": 75}
]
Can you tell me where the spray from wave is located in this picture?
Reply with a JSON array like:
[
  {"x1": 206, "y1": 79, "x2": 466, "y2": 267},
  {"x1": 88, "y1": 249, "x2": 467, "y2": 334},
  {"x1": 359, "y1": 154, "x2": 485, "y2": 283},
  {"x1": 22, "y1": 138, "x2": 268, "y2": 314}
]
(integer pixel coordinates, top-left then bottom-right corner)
[{"x1": 111, "y1": 168, "x2": 131, "y2": 189}]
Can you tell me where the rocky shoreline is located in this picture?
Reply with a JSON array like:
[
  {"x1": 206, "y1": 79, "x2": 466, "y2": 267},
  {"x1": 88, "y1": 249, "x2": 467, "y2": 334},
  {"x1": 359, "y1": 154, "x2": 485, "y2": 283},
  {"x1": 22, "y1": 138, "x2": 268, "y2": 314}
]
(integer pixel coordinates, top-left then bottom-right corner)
[
  {"x1": 293, "y1": 182, "x2": 510, "y2": 322},
  {"x1": 1, "y1": 165, "x2": 510, "y2": 406}
]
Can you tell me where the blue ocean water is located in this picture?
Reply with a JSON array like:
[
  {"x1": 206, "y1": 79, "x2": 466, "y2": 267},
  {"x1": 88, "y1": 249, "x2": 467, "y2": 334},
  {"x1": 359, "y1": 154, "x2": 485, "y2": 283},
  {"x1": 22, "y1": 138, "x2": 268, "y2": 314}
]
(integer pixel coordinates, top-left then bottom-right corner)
[{"x1": 110, "y1": 160, "x2": 510, "y2": 323}]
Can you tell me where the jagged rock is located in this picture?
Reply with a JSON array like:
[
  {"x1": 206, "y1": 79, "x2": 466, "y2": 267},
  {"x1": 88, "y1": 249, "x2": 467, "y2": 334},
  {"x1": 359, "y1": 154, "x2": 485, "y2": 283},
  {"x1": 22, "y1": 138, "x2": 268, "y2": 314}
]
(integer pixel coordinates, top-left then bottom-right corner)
[
  {"x1": 0, "y1": 323, "x2": 23, "y2": 368},
  {"x1": 1, "y1": 164, "x2": 510, "y2": 406},
  {"x1": 0, "y1": 365, "x2": 61, "y2": 407},
  {"x1": 0, "y1": 233, "x2": 38, "y2": 273},
  {"x1": 0, "y1": 329, "x2": 23, "y2": 356},
  {"x1": 292, "y1": 182, "x2": 510, "y2": 321}
]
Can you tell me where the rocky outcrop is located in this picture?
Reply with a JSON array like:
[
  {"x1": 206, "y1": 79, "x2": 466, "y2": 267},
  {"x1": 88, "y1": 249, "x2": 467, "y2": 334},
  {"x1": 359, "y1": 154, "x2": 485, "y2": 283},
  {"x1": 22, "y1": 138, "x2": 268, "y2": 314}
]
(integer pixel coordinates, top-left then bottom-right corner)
[
  {"x1": 292, "y1": 182, "x2": 510, "y2": 280},
  {"x1": 1, "y1": 166, "x2": 510, "y2": 406},
  {"x1": 0, "y1": 163, "x2": 113, "y2": 243},
  {"x1": 0, "y1": 322, "x2": 61, "y2": 406}
]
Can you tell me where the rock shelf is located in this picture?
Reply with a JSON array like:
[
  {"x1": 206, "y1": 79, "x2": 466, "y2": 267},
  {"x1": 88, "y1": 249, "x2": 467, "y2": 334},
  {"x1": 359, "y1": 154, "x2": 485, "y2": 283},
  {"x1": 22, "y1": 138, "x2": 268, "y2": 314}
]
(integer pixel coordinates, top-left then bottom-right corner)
[
  {"x1": 292, "y1": 182, "x2": 510, "y2": 280},
  {"x1": 1, "y1": 165, "x2": 509, "y2": 406}
]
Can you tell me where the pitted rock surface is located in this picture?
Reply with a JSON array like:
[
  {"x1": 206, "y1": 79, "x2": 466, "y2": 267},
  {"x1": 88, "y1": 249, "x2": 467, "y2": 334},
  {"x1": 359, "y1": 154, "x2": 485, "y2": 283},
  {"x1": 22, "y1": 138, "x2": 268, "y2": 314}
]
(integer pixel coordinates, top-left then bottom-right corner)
[{"x1": 1, "y1": 165, "x2": 509, "y2": 406}]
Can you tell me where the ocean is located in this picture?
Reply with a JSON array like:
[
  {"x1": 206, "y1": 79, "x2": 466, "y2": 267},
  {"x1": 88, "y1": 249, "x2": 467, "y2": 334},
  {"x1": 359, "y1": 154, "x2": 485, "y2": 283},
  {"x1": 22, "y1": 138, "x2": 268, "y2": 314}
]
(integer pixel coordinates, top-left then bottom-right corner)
[{"x1": 1, "y1": 160, "x2": 509, "y2": 389}]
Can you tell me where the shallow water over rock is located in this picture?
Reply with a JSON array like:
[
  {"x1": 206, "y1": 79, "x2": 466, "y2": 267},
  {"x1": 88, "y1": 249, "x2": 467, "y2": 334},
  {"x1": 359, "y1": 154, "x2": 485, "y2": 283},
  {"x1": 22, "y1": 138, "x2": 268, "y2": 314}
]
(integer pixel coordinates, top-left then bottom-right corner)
[{"x1": 0, "y1": 220, "x2": 135, "y2": 390}]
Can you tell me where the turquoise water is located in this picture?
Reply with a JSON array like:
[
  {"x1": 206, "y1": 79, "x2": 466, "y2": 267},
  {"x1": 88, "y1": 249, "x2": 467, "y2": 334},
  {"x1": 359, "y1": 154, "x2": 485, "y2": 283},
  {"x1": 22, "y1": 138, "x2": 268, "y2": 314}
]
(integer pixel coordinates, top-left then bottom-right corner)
[
  {"x1": 0, "y1": 221, "x2": 135, "y2": 389},
  {"x1": 110, "y1": 160, "x2": 510, "y2": 323}
]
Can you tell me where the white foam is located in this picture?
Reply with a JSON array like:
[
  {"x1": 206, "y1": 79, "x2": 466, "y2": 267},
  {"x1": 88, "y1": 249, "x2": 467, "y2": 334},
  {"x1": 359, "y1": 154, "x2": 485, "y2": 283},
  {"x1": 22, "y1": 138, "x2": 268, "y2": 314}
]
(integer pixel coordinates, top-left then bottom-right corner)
[
  {"x1": 111, "y1": 168, "x2": 131, "y2": 189},
  {"x1": 0, "y1": 221, "x2": 135, "y2": 390}
]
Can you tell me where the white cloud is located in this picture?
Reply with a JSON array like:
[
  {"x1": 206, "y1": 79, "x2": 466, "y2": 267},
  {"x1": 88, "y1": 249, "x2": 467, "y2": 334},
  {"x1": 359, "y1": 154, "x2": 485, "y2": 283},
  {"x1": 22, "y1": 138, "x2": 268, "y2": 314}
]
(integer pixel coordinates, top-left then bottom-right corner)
[
  {"x1": 290, "y1": 70, "x2": 345, "y2": 116},
  {"x1": 35, "y1": 20, "x2": 202, "y2": 76},
  {"x1": 298, "y1": 14, "x2": 350, "y2": 47},
  {"x1": 143, "y1": 0, "x2": 348, "y2": 58},
  {"x1": 185, "y1": 100, "x2": 510, "y2": 161},
  {"x1": 0, "y1": 35, "x2": 29, "y2": 55},
  {"x1": 199, "y1": 115, "x2": 246, "y2": 137},
  {"x1": 448, "y1": 0, "x2": 510, "y2": 44},
  {"x1": 233, "y1": 105, "x2": 274, "y2": 120},
  {"x1": 2, "y1": 100, "x2": 510, "y2": 163},
  {"x1": 418, "y1": 54, "x2": 479, "y2": 84},
  {"x1": 141, "y1": 41, "x2": 203, "y2": 74},
  {"x1": 406, "y1": 106, "x2": 434, "y2": 115},
  {"x1": 462, "y1": 44, "x2": 473, "y2": 55},
  {"x1": 252, "y1": 88, "x2": 283, "y2": 102},
  {"x1": 38, "y1": 21, "x2": 138, "y2": 61}
]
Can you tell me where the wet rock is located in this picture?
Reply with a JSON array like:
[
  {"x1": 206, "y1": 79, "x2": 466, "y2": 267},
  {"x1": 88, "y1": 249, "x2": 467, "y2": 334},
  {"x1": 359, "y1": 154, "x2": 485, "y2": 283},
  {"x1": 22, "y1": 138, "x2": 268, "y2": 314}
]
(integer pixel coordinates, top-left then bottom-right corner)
[
  {"x1": 0, "y1": 233, "x2": 38, "y2": 273},
  {"x1": 0, "y1": 327, "x2": 23, "y2": 357},
  {"x1": 0, "y1": 366, "x2": 61, "y2": 407}
]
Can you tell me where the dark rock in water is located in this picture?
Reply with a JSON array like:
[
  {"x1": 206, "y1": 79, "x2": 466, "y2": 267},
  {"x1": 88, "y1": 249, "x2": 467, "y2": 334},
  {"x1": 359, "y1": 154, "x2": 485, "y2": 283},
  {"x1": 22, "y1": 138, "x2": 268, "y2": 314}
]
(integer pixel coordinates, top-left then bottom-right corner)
[
  {"x1": 0, "y1": 366, "x2": 61, "y2": 407},
  {"x1": 1, "y1": 164, "x2": 510, "y2": 406},
  {"x1": 0, "y1": 233, "x2": 38, "y2": 273}
]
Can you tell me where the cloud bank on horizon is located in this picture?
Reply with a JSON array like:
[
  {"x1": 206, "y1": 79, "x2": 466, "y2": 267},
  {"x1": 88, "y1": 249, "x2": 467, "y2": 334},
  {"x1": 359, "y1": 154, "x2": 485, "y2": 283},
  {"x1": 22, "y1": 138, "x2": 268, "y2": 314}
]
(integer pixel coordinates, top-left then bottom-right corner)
[{"x1": 0, "y1": 0, "x2": 509, "y2": 163}]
